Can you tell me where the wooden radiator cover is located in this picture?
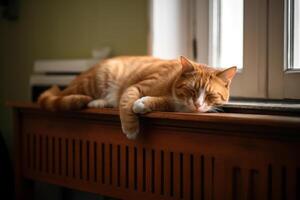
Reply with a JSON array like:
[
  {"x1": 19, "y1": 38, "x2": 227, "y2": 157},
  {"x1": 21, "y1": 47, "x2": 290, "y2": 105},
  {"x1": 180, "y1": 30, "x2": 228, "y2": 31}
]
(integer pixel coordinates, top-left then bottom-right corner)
[{"x1": 10, "y1": 103, "x2": 300, "y2": 200}]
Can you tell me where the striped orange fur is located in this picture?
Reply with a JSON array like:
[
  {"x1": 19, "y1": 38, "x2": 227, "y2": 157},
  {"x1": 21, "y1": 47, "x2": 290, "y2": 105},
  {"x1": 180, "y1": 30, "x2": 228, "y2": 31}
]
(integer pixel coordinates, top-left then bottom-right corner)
[{"x1": 38, "y1": 56, "x2": 237, "y2": 139}]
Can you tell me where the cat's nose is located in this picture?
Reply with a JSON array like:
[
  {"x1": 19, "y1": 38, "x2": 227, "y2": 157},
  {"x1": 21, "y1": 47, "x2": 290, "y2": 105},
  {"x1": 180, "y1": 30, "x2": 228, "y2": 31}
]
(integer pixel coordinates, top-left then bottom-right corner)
[{"x1": 196, "y1": 103, "x2": 207, "y2": 112}]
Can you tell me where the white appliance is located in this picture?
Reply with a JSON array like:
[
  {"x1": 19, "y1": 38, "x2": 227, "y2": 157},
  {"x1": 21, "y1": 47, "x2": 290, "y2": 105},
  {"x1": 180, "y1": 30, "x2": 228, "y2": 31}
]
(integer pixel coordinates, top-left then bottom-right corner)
[{"x1": 30, "y1": 48, "x2": 111, "y2": 101}]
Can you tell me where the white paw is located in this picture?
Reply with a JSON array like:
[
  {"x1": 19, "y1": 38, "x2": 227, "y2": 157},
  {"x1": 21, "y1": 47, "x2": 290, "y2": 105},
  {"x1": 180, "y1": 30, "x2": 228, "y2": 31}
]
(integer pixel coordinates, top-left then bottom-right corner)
[
  {"x1": 132, "y1": 96, "x2": 151, "y2": 114},
  {"x1": 87, "y1": 99, "x2": 107, "y2": 108},
  {"x1": 122, "y1": 126, "x2": 139, "y2": 140}
]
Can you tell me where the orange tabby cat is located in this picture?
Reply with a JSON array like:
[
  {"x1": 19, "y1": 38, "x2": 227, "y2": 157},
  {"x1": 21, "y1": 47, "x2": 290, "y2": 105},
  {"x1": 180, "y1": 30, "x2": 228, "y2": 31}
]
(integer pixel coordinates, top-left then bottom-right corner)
[{"x1": 38, "y1": 56, "x2": 236, "y2": 139}]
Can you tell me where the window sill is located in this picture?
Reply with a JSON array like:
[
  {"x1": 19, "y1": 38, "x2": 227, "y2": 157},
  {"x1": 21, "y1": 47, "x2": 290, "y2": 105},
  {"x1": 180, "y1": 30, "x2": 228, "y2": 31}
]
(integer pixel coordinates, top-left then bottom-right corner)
[{"x1": 222, "y1": 98, "x2": 300, "y2": 116}]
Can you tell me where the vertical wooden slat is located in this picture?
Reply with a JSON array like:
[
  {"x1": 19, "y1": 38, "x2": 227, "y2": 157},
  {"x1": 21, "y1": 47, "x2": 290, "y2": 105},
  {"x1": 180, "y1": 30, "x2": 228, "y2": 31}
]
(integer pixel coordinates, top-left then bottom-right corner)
[
  {"x1": 48, "y1": 136, "x2": 53, "y2": 175},
  {"x1": 173, "y1": 152, "x2": 181, "y2": 199},
  {"x1": 42, "y1": 135, "x2": 47, "y2": 174},
  {"x1": 112, "y1": 144, "x2": 119, "y2": 187},
  {"x1": 164, "y1": 151, "x2": 171, "y2": 197},
  {"x1": 82, "y1": 140, "x2": 87, "y2": 180},
  {"x1": 183, "y1": 153, "x2": 191, "y2": 200},
  {"x1": 154, "y1": 150, "x2": 162, "y2": 195},
  {"x1": 146, "y1": 148, "x2": 153, "y2": 193},
  {"x1": 286, "y1": 165, "x2": 296, "y2": 200},
  {"x1": 214, "y1": 157, "x2": 226, "y2": 200},
  {"x1": 257, "y1": 163, "x2": 268, "y2": 200},
  {"x1": 61, "y1": 138, "x2": 66, "y2": 177},
  {"x1": 89, "y1": 141, "x2": 95, "y2": 182},
  {"x1": 137, "y1": 147, "x2": 144, "y2": 192},
  {"x1": 272, "y1": 165, "x2": 282, "y2": 200},
  {"x1": 226, "y1": 159, "x2": 237, "y2": 200},
  {"x1": 204, "y1": 156, "x2": 212, "y2": 200},
  {"x1": 35, "y1": 134, "x2": 40, "y2": 172},
  {"x1": 25, "y1": 134, "x2": 30, "y2": 170},
  {"x1": 106, "y1": 144, "x2": 112, "y2": 185},
  {"x1": 39, "y1": 135, "x2": 43, "y2": 172},
  {"x1": 193, "y1": 154, "x2": 202, "y2": 200},
  {"x1": 128, "y1": 146, "x2": 135, "y2": 190},
  {"x1": 55, "y1": 137, "x2": 60, "y2": 176},
  {"x1": 75, "y1": 139, "x2": 80, "y2": 179},
  {"x1": 68, "y1": 139, "x2": 74, "y2": 178},
  {"x1": 121, "y1": 145, "x2": 127, "y2": 188},
  {"x1": 241, "y1": 168, "x2": 250, "y2": 200},
  {"x1": 98, "y1": 143, "x2": 104, "y2": 184},
  {"x1": 32, "y1": 134, "x2": 36, "y2": 171}
]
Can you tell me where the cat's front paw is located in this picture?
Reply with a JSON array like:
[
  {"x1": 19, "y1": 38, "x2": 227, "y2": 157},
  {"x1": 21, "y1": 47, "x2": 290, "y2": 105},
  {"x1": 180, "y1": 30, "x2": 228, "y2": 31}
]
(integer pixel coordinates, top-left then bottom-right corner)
[
  {"x1": 122, "y1": 125, "x2": 139, "y2": 140},
  {"x1": 132, "y1": 96, "x2": 151, "y2": 114}
]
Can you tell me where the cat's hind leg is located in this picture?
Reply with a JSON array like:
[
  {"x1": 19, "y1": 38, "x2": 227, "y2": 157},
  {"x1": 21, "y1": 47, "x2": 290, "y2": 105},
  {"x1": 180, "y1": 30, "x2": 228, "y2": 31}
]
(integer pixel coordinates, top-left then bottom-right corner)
[{"x1": 87, "y1": 99, "x2": 109, "y2": 108}]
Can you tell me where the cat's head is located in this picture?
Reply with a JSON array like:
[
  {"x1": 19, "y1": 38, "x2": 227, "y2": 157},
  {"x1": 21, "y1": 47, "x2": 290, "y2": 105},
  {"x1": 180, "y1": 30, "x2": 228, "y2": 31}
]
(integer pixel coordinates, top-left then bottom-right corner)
[{"x1": 172, "y1": 56, "x2": 237, "y2": 112}]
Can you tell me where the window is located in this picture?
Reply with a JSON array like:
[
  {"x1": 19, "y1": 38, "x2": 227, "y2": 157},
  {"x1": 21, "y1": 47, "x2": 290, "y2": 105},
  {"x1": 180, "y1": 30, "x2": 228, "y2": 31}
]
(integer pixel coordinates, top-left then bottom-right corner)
[
  {"x1": 210, "y1": 0, "x2": 244, "y2": 69},
  {"x1": 150, "y1": 0, "x2": 300, "y2": 99},
  {"x1": 286, "y1": 0, "x2": 300, "y2": 70},
  {"x1": 295, "y1": 0, "x2": 300, "y2": 69}
]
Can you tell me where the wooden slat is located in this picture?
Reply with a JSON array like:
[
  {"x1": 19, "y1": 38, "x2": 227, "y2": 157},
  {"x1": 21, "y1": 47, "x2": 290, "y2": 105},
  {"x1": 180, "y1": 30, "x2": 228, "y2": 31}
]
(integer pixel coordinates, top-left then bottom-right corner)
[
  {"x1": 38, "y1": 135, "x2": 43, "y2": 172},
  {"x1": 286, "y1": 165, "x2": 296, "y2": 200},
  {"x1": 193, "y1": 154, "x2": 202, "y2": 200},
  {"x1": 75, "y1": 139, "x2": 80, "y2": 179},
  {"x1": 89, "y1": 141, "x2": 95, "y2": 182},
  {"x1": 145, "y1": 148, "x2": 153, "y2": 193},
  {"x1": 163, "y1": 151, "x2": 171, "y2": 197},
  {"x1": 112, "y1": 144, "x2": 119, "y2": 187},
  {"x1": 173, "y1": 152, "x2": 181, "y2": 199},
  {"x1": 154, "y1": 150, "x2": 162, "y2": 196},
  {"x1": 55, "y1": 137, "x2": 60, "y2": 176},
  {"x1": 128, "y1": 146, "x2": 135, "y2": 190},
  {"x1": 204, "y1": 156, "x2": 212, "y2": 200},
  {"x1": 99, "y1": 143, "x2": 105, "y2": 184},
  {"x1": 257, "y1": 163, "x2": 268, "y2": 200},
  {"x1": 35, "y1": 134, "x2": 40, "y2": 172},
  {"x1": 272, "y1": 165, "x2": 282, "y2": 200},
  {"x1": 241, "y1": 168, "x2": 250, "y2": 200},
  {"x1": 106, "y1": 143, "x2": 112, "y2": 185},
  {"x1": 121, "y1": 145, "x2": 128, "y2": 188},
  {"x1": 42, "y1": 135, "x2": 47, "y2": 174},
  {"x1": 68, "y1": 139, "x2": 74, "y2": 178},
  {"x1": 82, "y1": 140, "x2": 87, "y2": 180},
  {"x1": 25, "y1": 134, "x2": 30, "y2": 171},
  {"x1": 137, "y1": 147, "x2": 144, "y2": 192},
  {"x1": 32, "y1": 134, "x2": 36, "y2": 171},
  {"x1": 48, "y1": 136, "x2": 53, "y2": 175},
  {"x1": 183, "y1": 153, "x2": 191, "y2": 200},
  {"x1": 61, "y1": 138, "x2": 66, "y2": 177},
  {"x1": 214, "y1": 157, "x2": 226, "y2": 200}
]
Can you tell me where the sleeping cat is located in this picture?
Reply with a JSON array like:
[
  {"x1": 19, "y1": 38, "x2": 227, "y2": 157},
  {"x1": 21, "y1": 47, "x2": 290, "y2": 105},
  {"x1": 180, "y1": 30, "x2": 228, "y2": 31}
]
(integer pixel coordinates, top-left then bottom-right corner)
[{"x1": 38, "y1": 56, "x2": 237, "y2": 139}]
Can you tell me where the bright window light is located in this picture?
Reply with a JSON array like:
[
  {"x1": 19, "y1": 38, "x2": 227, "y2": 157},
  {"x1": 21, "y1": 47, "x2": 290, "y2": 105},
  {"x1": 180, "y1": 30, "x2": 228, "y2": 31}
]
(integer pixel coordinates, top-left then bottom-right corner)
[
  {"x1": 220, "y1": 0, "x2": 244, "y2": 69},
  {"x1": 294, "y1": 0, "x2": 300, "y2": 69},
  {"x1": 211, "y1": 0, "x2": 244, "y2": 69}
]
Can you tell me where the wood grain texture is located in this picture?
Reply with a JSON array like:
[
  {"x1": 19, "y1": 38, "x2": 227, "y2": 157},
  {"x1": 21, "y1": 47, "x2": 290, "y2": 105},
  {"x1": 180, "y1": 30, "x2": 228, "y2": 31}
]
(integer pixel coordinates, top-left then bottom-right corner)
[{"x1": 9, "y1": 102, "x2": 300, "y2": 200}]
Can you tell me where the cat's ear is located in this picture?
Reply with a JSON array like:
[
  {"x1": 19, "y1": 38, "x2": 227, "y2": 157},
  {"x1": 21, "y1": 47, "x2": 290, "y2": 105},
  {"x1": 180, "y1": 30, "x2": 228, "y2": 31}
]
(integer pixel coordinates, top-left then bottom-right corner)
[
  {"x1": 180, "y1": 56, "x2": 195, "y2": 74},
  {"x1": 217, "y1": 66, "x2": 237, "y2": 85}
]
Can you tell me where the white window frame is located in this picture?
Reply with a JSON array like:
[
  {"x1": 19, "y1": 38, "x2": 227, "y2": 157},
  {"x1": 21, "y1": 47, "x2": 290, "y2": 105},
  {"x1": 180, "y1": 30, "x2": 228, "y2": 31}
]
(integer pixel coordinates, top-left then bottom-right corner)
[
  {"x1": 195, "y1": 0, "x2": 268, "y2": 98},
  {"x1": 268, "y1": 0, "x2": 300, "y2": 99},
  {"x1": 149, "y1": 0, "x2": 300, "y2": 99}
]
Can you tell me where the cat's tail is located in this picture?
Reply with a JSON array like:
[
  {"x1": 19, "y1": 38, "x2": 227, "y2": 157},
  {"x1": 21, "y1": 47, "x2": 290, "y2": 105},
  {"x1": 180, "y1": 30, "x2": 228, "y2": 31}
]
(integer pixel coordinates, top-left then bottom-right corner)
[{"x1": 37, "y1": 85, "x2": 92, "y2": 111}]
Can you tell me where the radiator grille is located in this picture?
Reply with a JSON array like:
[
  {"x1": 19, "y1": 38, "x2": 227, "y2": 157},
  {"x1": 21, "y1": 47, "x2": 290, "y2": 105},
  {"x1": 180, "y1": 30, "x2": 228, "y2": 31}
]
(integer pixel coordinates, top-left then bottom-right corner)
[{"x1": 23, "y1": 132, "x2": 299, "y2": 200}]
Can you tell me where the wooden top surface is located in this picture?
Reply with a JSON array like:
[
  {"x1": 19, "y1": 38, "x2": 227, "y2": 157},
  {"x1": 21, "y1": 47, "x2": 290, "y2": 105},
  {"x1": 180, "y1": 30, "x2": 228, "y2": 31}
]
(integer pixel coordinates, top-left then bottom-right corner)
[{"x1": 7, "y1": 101, "x2": 300, "y2": 129}]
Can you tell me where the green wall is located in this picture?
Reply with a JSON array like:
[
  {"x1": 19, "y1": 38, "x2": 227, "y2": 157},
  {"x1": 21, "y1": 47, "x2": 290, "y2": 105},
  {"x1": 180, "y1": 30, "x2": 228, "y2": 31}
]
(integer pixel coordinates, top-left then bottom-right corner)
[{"x1": 0, "y1": 0, "x2": 149, "y2": 152}]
